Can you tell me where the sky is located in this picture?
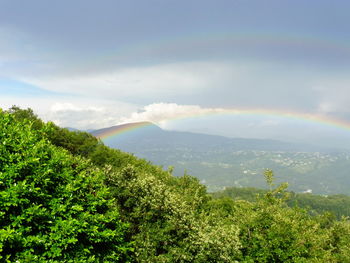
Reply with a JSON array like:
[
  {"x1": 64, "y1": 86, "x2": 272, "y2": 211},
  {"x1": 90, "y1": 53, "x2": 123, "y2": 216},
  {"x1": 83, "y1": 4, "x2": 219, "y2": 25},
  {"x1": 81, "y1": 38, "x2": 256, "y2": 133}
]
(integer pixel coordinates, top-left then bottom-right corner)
[{"x1": 1, "y1": 0, "x2": 350, "y2": 148}]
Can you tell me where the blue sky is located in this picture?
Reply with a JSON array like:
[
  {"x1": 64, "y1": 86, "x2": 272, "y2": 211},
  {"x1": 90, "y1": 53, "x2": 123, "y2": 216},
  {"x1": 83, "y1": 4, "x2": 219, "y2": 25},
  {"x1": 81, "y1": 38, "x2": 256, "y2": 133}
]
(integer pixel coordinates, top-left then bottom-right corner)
[{"x1": 1, "y1": 0, "x2": 350, "y2": 148}]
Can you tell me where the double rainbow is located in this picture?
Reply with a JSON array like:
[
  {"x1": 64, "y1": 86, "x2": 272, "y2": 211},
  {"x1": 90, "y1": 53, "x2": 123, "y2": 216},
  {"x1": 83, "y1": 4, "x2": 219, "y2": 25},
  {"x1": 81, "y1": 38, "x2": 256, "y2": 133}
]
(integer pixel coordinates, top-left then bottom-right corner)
[{"x1": 92, "y1": 31, "x2": 350, "y2": 66}]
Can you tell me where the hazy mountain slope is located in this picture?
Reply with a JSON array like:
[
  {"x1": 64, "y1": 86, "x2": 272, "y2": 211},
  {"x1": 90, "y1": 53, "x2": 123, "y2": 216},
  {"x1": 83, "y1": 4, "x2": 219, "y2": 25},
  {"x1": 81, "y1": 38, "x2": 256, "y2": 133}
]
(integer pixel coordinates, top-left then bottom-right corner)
[
  {"x1": 91, "y1": 122, "x2": 350, "y2": 194},
  {"x1": 91, "y1": 122, "x2": 322, "y2": 152}
]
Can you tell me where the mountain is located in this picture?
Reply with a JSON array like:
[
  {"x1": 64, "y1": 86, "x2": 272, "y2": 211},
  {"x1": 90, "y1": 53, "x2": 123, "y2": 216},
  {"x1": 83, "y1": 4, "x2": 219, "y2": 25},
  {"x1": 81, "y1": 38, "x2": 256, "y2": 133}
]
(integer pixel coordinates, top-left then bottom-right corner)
[
  {"x1": 91, "y1": 122, "x2": 322, "y2": 152},
  {"x1": 91, "y1": 122, "x2": 350, "y2": 194}
]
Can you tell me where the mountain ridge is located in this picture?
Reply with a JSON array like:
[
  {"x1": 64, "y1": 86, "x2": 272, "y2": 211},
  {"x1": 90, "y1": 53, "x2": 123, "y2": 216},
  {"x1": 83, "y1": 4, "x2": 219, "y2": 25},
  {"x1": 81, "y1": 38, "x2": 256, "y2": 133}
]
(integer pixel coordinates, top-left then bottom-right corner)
[
  {"x1": 90, "y1": 121, "x2": 328, "y2": 152},
  {"x1": 89, "y1": 122, "x2": 350, "y2": 194}
]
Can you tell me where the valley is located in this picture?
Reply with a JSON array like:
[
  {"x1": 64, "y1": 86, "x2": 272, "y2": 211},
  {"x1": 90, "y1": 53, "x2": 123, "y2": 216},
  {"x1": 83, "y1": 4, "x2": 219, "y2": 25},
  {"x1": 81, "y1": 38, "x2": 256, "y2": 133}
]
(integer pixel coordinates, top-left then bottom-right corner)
[
  {"x1": 92, "y1": 122, "x2": 350, "y2": 195},
  {"x1": 125, "y1": 148, "x2": 350, "y2": 194}
]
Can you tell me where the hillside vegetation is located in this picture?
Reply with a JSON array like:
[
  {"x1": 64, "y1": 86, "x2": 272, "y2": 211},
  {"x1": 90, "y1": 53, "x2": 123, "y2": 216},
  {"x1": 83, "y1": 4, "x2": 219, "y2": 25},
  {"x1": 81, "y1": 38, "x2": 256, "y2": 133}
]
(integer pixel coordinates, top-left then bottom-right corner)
[
  {"x1": 212, "y1": 187, "x2": 350, "y2": 220},
  {"x1": 1, "y1": 106, "x2": 350, "y2": 262}
]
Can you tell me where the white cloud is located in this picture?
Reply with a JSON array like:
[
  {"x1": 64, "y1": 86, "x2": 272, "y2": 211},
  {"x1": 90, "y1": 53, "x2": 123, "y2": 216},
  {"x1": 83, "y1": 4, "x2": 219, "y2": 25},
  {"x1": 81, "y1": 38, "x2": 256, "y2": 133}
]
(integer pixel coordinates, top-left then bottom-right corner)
[
  {"x1": 0, "y1": 96, "x2": 138, "y2": 130},
  {"x1": 313, "y1": 78, "x2": 350, "y2": 115},
  {"x1": 21, "y1": 62, "x2": 224, "y2": 100},
  {"x1": 119, "y1": 102, "x2": 226, "y2": 128},
  {"x1": 6, "y1": 50, "x2": 350, "y2": 120}
]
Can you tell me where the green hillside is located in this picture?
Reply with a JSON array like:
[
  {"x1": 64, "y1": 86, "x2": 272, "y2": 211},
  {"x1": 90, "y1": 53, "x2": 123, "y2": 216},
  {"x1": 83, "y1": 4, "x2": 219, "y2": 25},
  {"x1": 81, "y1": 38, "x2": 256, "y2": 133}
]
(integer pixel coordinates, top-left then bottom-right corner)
[{"x1": 1, "y1": 106, "x2": 350, "y2": 262}]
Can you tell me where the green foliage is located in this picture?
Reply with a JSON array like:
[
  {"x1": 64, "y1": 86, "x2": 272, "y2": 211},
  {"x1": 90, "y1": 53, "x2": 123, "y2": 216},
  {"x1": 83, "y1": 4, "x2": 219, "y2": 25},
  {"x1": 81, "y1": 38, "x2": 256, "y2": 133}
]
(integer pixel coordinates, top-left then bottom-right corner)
[
  {"x1": 105, "y1": 165, "x2": 241, "y2": 262},
  {"x1": 6, "y1": 105, "x2": 44, "y2": 130},
  {"x1": 7, "y1": 106, "x2": 166, "y2": 175},
  {"x1": 264, "y1": 169, "x2": 274, "y2": 189},
  {"x1": 0, "y1": 111, "x2": 130, "y2": 262},
  {"x1": 287, "y1": 193, "x2": 350, "y2": 219},
  {"x1": 4, "y1": 106, "x2": 350, "y2": 262},
  {"x1": 212, "y1": 186, "x2": 350, "y2": 220},
  {"x1": 327, "y1": 219, "x2": 350, "y2": 262},
  {"x1": 235, "y1": 192, "x2": 332, "y2": 262},
  {"x1": 212, "y1": 171, "x2": 350, "y2": 262}
]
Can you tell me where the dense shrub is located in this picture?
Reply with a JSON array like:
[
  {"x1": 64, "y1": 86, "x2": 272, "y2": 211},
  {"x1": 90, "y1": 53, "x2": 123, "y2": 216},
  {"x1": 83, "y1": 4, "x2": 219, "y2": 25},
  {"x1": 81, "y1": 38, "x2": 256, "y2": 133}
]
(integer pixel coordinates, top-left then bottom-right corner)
[
  {"x1": 0, "y1": 110, "x2": 130, "y2": 262},
  {"x1": 105, "y1": 165, "x2": 241, "y2": 262}
]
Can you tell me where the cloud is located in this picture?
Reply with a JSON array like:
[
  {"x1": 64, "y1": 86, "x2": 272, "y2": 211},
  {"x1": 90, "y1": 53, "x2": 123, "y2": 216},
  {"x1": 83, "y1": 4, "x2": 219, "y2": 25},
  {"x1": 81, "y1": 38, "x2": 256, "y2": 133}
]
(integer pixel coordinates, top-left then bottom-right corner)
[
  {"x1": 2, "y1": 97, "x2": 350, "y2": 149},
  {"x1": 312, "y1": 77, "x2": 350, "y2": 118},
  {"x1": 47, "y1": 103, "x2": 115, "y2": 129},
  {"x1": 21, "y1": 61, "x2": 236, "y2": 101},
  {"x1": 2, "y1": 1, "x2": 350, "y2": 73},
  {"x1": 0, "y1": 96, "x2": 138, "y2": 130},
  {"x1": 3, "y1": 55, "x2": 350, "y2": 132},
  {"x1": 2, "y1": 1, "x2": 350, "y2": 139},
  {"x1": 1, "y1": 22, "x2": 350, "y2": 118},
  {"x1": 118, "y1": 102, "x2": 289, "y2": 136},
  {"x1": 119, "y1": 102, "x2": 225, "y2": 127},
  {"x1": 17, "y1": 60, "x2": 322, "y2": 111}
]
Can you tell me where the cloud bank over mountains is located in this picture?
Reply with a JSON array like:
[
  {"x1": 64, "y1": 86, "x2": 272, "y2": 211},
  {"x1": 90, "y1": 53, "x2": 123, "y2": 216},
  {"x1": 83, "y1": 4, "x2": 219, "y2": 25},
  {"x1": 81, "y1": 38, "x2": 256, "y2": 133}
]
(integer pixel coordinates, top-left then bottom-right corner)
[{"x1": 1, "y1": 0, "x2": 350, "y2": 147}]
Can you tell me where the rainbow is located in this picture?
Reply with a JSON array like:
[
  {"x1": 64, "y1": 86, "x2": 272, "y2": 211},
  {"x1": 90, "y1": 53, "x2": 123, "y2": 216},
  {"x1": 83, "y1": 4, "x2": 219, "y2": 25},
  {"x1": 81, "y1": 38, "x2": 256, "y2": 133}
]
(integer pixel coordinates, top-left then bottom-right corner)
[
  {"x1": 93, "y1": 32, "x2": 350, "y2": 65},
  {"x1": 93, "y1": 122, "x2": 153, "y2": 140},
  {"x1": 94, "y1": 108, "x2": 350, "y2": 140}
]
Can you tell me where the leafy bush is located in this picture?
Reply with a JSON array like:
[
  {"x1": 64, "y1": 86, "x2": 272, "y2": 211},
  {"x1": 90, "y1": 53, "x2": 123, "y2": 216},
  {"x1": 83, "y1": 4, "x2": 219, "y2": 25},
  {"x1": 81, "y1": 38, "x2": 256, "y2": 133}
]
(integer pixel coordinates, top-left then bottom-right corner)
[
  {"x1": 219, "y1": 171, "x2": 350, "y2": 262},
  {"x1": 105, "y1": 165, "x2": 241, "y2": 262},
  {"x1": 0, "y1": 110, "x2": 130, "y2": 262}
]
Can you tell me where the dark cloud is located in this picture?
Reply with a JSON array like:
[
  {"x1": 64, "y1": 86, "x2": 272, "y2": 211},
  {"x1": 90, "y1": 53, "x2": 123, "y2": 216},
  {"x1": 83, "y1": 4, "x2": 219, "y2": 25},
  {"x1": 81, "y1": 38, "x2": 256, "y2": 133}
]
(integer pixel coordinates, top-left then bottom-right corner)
[{"x1": 1, "y1": 0, "x2": 350, "y2": 72}]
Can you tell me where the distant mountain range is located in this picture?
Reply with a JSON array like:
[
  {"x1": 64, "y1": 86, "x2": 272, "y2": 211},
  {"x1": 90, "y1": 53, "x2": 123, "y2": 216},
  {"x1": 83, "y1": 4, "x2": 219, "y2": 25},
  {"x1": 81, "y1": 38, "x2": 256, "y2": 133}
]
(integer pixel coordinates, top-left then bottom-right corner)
[
  {"x1": 91, "y1": 122, "x2": 325, "y2": 152},
  {"x1": 91, "y1": 122, "x2": 350, "y2": 195}
]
